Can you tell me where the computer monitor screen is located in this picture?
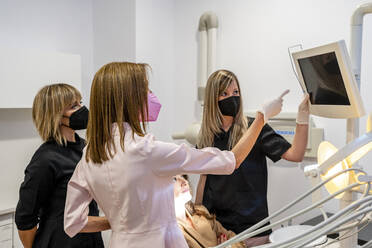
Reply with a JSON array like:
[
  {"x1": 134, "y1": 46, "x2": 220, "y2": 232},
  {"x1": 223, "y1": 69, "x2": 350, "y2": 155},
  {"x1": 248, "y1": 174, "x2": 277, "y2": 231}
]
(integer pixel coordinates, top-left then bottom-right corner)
[
  {"x1": 292, "y1": 40, "x2": 365, "y2": 118},
  {"x1": 298, "y1": 52, "x2": 350, "y2": 105}
]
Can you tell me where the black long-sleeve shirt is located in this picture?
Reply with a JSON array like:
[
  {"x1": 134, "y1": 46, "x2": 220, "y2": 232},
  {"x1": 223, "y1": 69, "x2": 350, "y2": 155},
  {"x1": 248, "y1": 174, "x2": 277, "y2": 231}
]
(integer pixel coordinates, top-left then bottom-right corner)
[{"x1": 15, "y1": 134, "x2": 104, "y2": 248}]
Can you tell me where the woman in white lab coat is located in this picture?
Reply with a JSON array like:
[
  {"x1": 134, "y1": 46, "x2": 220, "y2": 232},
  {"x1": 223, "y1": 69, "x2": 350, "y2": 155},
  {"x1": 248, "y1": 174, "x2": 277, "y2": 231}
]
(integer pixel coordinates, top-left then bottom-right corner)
[{"x1": 63, "y1": 62, "x2": 285, "y2": 248}]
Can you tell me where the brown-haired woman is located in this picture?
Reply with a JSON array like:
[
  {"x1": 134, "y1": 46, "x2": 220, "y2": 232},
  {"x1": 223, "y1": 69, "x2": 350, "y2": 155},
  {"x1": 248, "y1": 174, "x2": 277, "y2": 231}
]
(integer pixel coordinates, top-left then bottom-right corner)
[
  {"x1": 63, "y1": 62, "x2": 284, "y2": 248},
  {"x1": 196, "y1": 69, "x2": 309, "y2": 247},
  {"x1": 174, "y1": 175, "x2": 245, "y2": 248},
  {"x1": 15, "y1": 84, "x2": 108, "y2": 248}
]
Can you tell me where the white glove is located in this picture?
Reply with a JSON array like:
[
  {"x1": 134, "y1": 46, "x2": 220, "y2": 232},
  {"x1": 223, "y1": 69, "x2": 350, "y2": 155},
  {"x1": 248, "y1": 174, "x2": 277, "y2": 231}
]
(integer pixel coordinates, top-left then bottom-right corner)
[
  {"x1": 259, "y1": 89, "x2": 289, "y2": 123},
  {"x1": 296, "y1": 93, "x2": 310, "y2": 125}
]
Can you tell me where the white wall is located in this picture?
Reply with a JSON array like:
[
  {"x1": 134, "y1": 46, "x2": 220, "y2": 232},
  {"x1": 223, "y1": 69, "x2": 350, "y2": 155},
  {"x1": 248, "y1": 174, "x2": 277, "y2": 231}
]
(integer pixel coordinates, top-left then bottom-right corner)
[
  {"x1": 0, "y1": 0, "x2": 94, "y2": 97},
  {"x1": 135, "y1": 0, "x2": 176, "y2": 141},
  {"x1": 92, "y1": 0, "x2": 136, "y2": 72}
]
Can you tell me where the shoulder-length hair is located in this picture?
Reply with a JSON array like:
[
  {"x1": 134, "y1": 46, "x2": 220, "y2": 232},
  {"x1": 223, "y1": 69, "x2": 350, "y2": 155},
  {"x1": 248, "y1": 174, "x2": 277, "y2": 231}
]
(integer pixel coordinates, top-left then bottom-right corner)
[
  {"x1": 197, "y1": 69, "x2": 247, "y2": 150},
  {"x1": 32, "y1": 83, "x2": 82, "y2": 146},
  {"x1": 86, "y1": 62, "x2": 150, "y2": 164}
]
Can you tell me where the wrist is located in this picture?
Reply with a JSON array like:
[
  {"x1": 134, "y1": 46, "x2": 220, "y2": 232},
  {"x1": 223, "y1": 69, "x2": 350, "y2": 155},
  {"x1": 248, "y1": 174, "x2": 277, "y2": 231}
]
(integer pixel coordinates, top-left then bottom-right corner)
[
  {"x1": 296, "y1": 111, "x2": 309, "y2": 125},
  {"x1": 255, "y1": 111, "x2": 264, "y2": 124}
]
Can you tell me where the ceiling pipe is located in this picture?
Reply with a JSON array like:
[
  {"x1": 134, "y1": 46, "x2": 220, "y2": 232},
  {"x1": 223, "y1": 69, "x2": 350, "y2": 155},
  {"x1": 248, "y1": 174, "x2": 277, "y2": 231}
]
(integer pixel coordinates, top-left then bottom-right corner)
[
  {"x1": 197, "y1": 11, "x2": 218, "y2": 102},
  {"x1": 172, "y1": 12, "x2": 218, "y2": 143}
]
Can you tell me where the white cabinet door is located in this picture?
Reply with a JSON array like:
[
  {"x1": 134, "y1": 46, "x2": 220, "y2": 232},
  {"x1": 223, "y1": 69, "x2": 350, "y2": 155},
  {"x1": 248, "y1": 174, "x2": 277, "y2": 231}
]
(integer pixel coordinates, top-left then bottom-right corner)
[
  {"x1": 0, "y1": 239, "x2": 12, "y2": 248},
  {"x1": 0, "y1": 214, "x2": 12, "y2": 226},
  {"x1": 0, "y1": 224, "x2": 12, "y2": 248},
  {"x1": 0, "y1": 47, "x2": 82, "y2": 108},
  {"x1": 0, "y1": 213, "x2": 13, "y2": 247},
  {"x1": 0, "y1": 224, "x2": 12, "y2": 242}
]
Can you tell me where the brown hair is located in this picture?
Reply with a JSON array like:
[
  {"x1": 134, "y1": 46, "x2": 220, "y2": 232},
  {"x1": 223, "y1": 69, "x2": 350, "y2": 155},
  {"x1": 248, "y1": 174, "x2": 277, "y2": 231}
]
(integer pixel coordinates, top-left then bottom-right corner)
[
  {"x1": 32, "y1": 83, "x2": 81, "y2": 146},
  {"x1": 185, "y1": 201, "x2": 216, "y2": 220},
  {"x1": 86, "y1": 62, "x2": 150, "y2": 164},
  {"x1": 197, "y1": 69, "x2": 248, "y2": 150}
]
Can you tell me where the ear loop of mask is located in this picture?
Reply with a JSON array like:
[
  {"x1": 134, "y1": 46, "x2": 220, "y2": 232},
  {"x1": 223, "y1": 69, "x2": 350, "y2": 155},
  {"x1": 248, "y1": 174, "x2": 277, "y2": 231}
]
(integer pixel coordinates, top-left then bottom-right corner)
[{"x1": 61, "y1": 115, "x2": 70, "y2": 128}]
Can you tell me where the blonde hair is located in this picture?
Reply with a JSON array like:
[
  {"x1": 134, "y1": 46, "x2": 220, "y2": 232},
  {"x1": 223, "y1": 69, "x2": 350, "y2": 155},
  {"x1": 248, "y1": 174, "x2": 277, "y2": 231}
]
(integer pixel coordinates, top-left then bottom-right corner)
[
  {"x1": 197, "y1": 69, "x2": 247, "y2": 149},
  {"x1": 86, "y1": 62, "x2": 149, "y2": 164},
  {"x1": 32, "y1": 83, "x2": 82, "y2": 146}
]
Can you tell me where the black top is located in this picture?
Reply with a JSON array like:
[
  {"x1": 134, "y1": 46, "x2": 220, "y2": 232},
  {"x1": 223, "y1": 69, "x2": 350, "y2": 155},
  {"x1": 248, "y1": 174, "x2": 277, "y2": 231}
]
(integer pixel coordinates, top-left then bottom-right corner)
[
  {"x1": 15, "y1": 134, "x2": 104, "y2": 248},
  {"x1": 202, "y1": 118, "x2": 291, "y2": 236}
]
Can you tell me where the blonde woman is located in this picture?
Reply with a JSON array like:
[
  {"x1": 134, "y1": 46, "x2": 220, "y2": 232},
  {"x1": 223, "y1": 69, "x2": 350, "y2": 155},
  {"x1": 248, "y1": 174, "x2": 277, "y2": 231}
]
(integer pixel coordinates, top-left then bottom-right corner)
[
  {"x1": 196, "y1": 69, "x2": 309, "y2": 247},
  {"x1": 63, "y1": 62, "x2": 285, "y2": 248},
  {"x1": 15, "y1": 84, "x2": 108, "y2": 248}
]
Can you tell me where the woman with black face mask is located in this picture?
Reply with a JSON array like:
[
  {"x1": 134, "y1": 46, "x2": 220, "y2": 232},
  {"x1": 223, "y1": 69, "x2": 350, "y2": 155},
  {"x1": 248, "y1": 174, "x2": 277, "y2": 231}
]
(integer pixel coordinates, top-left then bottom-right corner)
[
  {"x1": 15, "y1": 83, "x2": 109, "y2": 248},
  {"x1": 195, "y1": 70, "x2": 309, "y2": 247}
]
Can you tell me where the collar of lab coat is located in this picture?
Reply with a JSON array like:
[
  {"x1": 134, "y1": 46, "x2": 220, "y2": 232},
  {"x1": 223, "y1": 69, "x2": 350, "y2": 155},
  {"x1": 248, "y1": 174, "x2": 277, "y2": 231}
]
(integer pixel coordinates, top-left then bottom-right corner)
[{"x1": 111, "y1": 122, "x2": 131, "y2": 136}]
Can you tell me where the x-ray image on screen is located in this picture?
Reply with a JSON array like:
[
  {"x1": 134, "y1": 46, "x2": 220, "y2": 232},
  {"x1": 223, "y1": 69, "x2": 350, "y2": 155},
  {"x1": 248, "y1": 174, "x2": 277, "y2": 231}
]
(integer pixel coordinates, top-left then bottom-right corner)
[{"x1": 298, "y1": 52, "x2": 350, "y2": 105}]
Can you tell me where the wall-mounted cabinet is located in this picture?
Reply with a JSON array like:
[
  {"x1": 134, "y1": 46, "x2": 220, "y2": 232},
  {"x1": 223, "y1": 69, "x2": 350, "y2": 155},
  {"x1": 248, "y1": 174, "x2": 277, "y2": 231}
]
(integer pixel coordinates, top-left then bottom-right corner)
[
  {"x1": 0, "y1": 211, "x2": 13, "y2": 248},
  {"x1": 0, "y1": 48, "x2": 81, "y2": 108}
]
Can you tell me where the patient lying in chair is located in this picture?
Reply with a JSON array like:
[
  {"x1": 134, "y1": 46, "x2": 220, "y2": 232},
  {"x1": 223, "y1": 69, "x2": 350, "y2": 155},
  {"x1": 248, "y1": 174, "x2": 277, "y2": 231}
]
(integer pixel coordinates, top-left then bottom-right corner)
[{"x1": 174, "y1": 175, "x2": 246, "y2": 248}]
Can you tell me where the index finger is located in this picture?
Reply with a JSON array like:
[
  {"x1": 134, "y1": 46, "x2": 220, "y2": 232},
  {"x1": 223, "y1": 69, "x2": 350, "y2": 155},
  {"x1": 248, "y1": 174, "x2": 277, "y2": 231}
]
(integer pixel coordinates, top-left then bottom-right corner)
[{"x1": 279, "y1": 89, "x2": 290, "y2": 99}]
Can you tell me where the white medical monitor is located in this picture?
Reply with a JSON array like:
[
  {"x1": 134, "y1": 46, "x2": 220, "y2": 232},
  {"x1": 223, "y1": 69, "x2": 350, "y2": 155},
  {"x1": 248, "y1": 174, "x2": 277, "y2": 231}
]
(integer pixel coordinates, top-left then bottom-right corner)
[{"x1": 292, "y1": 40, "x2": 365, "y2": 118}]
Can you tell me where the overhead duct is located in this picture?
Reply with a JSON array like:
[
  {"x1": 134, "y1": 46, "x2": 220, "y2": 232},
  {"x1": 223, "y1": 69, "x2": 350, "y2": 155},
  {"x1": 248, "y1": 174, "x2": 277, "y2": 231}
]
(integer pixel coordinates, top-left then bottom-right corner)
[
  {"x1": 172, "y1": 12, "x2": 218, "y2": 144},
  {"x1": 197, "y1": 11, "x2": 218, "y2": 101}
]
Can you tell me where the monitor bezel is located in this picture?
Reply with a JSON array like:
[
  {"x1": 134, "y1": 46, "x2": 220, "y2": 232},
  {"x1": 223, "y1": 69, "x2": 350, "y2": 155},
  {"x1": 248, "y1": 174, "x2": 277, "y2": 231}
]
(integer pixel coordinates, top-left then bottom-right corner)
[{"x1": 292, "y1": 40, "x2": 365, "y2": 119}]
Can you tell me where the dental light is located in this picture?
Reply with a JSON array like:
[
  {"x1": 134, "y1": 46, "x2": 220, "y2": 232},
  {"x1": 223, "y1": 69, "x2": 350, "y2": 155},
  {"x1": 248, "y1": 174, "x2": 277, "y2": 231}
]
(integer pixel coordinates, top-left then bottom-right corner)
[{"x1": 317, "y1": 132, "x2": 372, "y2": 199}]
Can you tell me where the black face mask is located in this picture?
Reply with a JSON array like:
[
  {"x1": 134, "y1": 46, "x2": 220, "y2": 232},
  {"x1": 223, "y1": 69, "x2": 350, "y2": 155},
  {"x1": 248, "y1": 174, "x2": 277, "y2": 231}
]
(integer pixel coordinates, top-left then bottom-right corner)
[
  {"x1": 218, "y1": 96, "x2": 240, "y2": 117},
  {"x1": 64, "y1": 106, "x2": 89, "y2": 130}
]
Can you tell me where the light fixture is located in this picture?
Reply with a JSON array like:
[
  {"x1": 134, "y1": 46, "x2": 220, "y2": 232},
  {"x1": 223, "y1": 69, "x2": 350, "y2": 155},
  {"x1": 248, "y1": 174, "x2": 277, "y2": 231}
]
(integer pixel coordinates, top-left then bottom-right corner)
[
  {"x1": 317, "y1": 141, "x2": 356, "y2": 199},
  {"x1": 317, "y1": 131, "x2": 372, "y2": 196}
]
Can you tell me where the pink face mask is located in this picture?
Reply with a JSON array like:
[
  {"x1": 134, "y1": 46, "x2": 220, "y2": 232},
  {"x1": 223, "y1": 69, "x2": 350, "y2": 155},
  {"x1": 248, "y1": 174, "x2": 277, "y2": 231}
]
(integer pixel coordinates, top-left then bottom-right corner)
[{"x1": 145, "y1": 92, "x2": 162, "y2": 122}]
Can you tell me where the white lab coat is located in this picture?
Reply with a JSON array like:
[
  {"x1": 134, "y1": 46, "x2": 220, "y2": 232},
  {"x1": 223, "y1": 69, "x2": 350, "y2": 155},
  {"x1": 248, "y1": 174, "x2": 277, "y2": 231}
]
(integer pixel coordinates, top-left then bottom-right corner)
[{"x1": 64, "y1": 122, "x2": 236, "y2": 248}]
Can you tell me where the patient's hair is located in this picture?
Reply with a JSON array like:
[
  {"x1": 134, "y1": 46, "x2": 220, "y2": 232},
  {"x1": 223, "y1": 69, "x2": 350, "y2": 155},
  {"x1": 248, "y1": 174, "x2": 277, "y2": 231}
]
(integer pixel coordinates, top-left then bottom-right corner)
[{"x1": 32, "y1": 83, "x2": 81, "y2": 146}]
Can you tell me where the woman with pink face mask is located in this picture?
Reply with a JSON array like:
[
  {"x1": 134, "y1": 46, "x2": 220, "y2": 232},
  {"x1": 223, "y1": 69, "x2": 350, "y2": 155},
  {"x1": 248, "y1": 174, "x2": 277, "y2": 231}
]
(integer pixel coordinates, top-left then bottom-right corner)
[{"x1": 63, "y1": 62, "x2": 286, "y2": 248}]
